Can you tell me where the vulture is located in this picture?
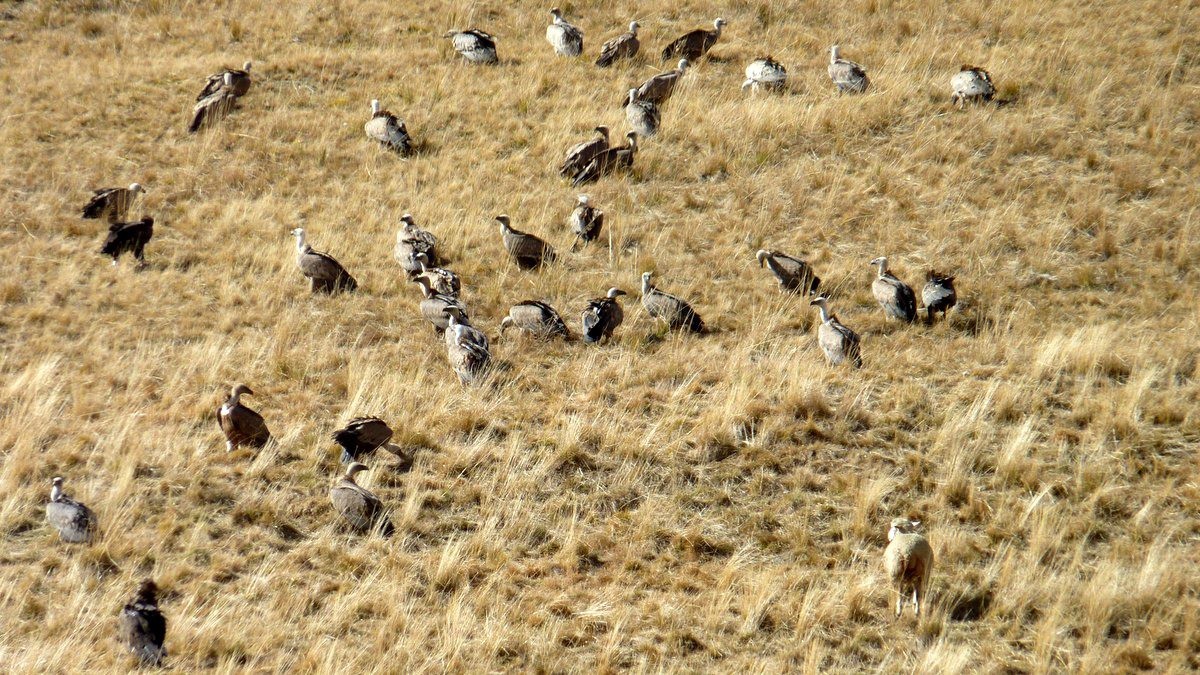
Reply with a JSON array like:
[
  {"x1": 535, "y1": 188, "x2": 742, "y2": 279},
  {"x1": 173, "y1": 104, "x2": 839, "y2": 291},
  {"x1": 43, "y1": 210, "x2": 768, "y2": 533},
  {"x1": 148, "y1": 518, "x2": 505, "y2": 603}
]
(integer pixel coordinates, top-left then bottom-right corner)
[
  {"x1": 332, "y1": 417, "x2": 400, "y2": 464},
  {"x1": 951, "y1": 65, "x2": 996, "y2": 107},
  {"x1": 828, "y1": 45, "x2": 869, "y2": 93},
  {"x1": 546, "y1": 7, "x2": 583, "y2": 57},
  {"x1": 572, "y1": 131, "x2": 637, "y2": 186},
  {"x1": 743, "y1": 57, "x2": 787, "y2": 92},
  {"x1": 756, "y1": 249, "x2": 821, "y2": 294},
  {"x1": 809, "y1": 295, "x2": 863, "y2": 368},
  {"x1": 445, "y1": 308, "x2": 491, "y2": 384},
  {"x1": 291, "y1": 228, "x2": 358, "y2": 294},
  {"x1": 329, "y1": 462, "x2": 394, "y2": 536},
  {"x1": 581, "y1": 288, "x2": 627, "y2": 343},
  {"x1": 641, "y1": 271, "x2": 705, "y2": 333},
  {"x1": 189, "y1": 72, "x2": 238, "y2": 132},
  {"x1": 660, "y1": 18, "x2": 725, "y2": 62},
  {"x1": 394, "y1": 213, "x2": 440, "y2": 271},
  {"x1": 81, "y1": 183, "x2": 144, "y2": 223},
  {"x1": 870, "y1": 257, "x2": 917, "y2": 323},
  {"x1": 364, "y1": 99, "x2": 413, "y2": 155},
  {"x1": 922, "y1": 271, "x2": 957, "y2": 324},
  {"x1": 595, "y1": 21, "x2": 640, "y2": 67},
  {"x1": 217, "y1": 384, "x2": 271, "y2": 452},
  {"x1": 197, "y1": 61, "x2": 252, "y2": 100},
  {"x1": 100, "y1": 217, "x2": 154, "y2": 266},
  {"x1": 414, "y1": 254, "x2": 461, "y2": 297},
  {"x1": 569, "y1": 194, "x2": 604, "y2": 251},
  {"x1": 497, "y1": 215, "x2": 556, "y2": 269},
  {"x1": 624, "y1": 88, "x2": 661, "y2": 138},
  {"x1": 414, "y1": 276, "x2": 468, "y2": 334},
  {"x1": 635, "y1": 59, "x2": 688, "y2": 106},
  {"x1": 445, "y1": 29, "x2": 498, "y2": 64},
  {"x1": 45, "y1": 476, "x2": 97, "y2": 543},
  {"x1": 558, "y1": 126, "x2": 610, "y2": 178},
  {"x1": 119, "y1": 580, "x2": 167, "y2": 667},
  {"x1": 500, "y1": 300, "x2": 570, "y2": 339}
]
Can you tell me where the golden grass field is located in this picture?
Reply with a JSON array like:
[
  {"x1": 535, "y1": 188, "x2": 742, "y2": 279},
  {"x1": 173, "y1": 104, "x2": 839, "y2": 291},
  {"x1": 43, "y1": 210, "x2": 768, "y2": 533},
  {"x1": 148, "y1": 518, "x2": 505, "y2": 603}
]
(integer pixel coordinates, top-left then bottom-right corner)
[{"x1": 2, "y1": 0, "x2": 1199, "y2": 671}]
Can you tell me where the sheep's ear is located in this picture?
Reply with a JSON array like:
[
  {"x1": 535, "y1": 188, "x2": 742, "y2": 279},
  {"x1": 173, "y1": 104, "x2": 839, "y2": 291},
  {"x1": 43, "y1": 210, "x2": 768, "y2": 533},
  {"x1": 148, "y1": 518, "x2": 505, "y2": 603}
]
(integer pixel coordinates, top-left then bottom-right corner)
[
  {"x1": 910, "y1": 520, "x2": 922, "y2": 530},
  {"x1": 887, "y1": 526, "x2": 898, "y2": 542}
]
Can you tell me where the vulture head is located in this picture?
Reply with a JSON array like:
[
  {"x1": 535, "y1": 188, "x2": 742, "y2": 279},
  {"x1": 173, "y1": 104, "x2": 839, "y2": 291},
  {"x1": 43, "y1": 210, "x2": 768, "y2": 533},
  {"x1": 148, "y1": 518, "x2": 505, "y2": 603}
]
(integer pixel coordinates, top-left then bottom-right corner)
[
  {"x1": 243, "y1": 61, "x2": 253, "y2": 72},
  {"x1": 129, "y1": 183, "x2": 144, "y2": 194},
  {"x1": 830, "y1": 45, "x2": 841, "y2": 63},
  {"x1": 577, "y1": 194, "x2": 590, "y2": 205},
  {"x1": 606, "y1": 288, "x2": 627, "y2": 299},
  {"x1": 133, "y1": 580, "x2": 160, "y2": 606},
  {"x1": 640, "y1": 271, "x2": 654, "y2": 293},
  {"x1": 626, "y1": 131, "x2": 638, "y2": 151},
  {"x1": 549, "y1": 7, "x2": 563, "y2": 21},
  {"x1": 755, "y1": 250, "x2": 772, "y2": 267},
  {"x1": 594, "y1": 125, "x2": 610, "y2": 139},
  {"x1": 495, "y1": 214, "x2": 512, "y2": 230},
  {"x1": 869, "y1": 256, "x2": 889, "y2": 276},
  {"x1": 230, "y1": 383, "x2": 255, "y2": 399},
  {"x1": 714, "y1": 18, "x2": 726, "y2": 31},
  {"x1": 51, "y1": 476, "x2": 65, "y2": 501},
  {"x1": 629, "y1": 21, "x2": 640, "y2": 34},
  {"x1": 370, "y1": 99, "x2": 382, "y2": 115},
  {"x1": 677, "y1": 59, "x2": 689, "y2": 73},
  {"x1": 499, "y1": 316, "x2": 515, "y2": 335},
  {"x1": 400, "y1": 213, "x2": 417, "y2": 226}
]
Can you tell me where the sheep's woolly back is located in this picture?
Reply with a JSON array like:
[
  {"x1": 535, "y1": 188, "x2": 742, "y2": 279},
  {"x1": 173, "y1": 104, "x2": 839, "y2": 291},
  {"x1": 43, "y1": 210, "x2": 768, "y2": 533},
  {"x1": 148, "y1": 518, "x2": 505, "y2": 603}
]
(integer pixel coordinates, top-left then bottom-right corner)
[{"x1": 884, "y1": 532, "x2": 933, "y2": 583}]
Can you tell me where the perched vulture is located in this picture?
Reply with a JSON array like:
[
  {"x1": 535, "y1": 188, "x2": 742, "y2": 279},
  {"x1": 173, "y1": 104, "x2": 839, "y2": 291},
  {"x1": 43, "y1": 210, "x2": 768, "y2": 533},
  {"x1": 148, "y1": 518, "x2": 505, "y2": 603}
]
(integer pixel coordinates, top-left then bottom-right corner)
[
  {"x1": 581, "y1": 288, "x2": 627, "y2": 343},
  {"x1": 332, "y1": 417, "x2": 399, "y2": 463},
  {"x1": 291, "y1": 228, "x2": 358, "y2": 294},
  {"x1": 572, "y1": 131, "x2": 637, "y2": 186},
  {"x1": 217, "y1": 384, "x2": 271, "y2": 452},
  {"x1": 641, "y1": 271, "x2": 704, "y2": 333},
  {"x1": 329, "y1": 463, "x2": 394, "y2": 536},
  {"x1": 828, "y1": 45, "x2": 869, "y2": 93},
  {"x1": 414, "y1": 276, "x2": 468, "y2": 334},
  {"x1": 569, "y1": 194, "x2": 604, "y2": 251},
  {"x1": 81, "y1": 183, "x2": 144, "y2": 223},
  {"x1": 546, "y1": 7, "x2": 583, "y2": 57},
  {"x1": 414, "y1": 253, "x2": 461, "y2": 297},
  {"x1": 558, "y1": 126, "x2": 610, "y2": 178},
  {"x1": 635, "y1": 59, "x2": 688, "y2": 106},
  {"x1": 922, "y1": 271, "x2": 957, "y2": 324},
  {"x1": 742, "y1": 57, "x2": 787, "y2": 92},
  {"x1": 119, "y1": 580, "x2": 167, "y2": 667},
  {"x1": 45, "y1": 476, "x2": 97, "y2": 543},
  {"x1": 197, "y1": 61, "x2": 252, "y2": 101},
  {"x1": 394, "y1": 213, "x2": 439, "y2": 271},
  {"x1": 624, "y1": 88, "x2": 661, "y2": 138},
  {"x1": 500, "y1": 300, "x2": 570, "y2": 339},
  {"x1": 595, "y1": 21, "x2": 640, "y2": 67},
  {"x1": 660, "y1": 18, "x2": 725, "y2": 62},
  {"x1": 100, "y1": 217, "x2": 154, "y2": 266},
  {"x1": 189, "y1": 72, "x2": 238, "y2": 132},
  {"x1": 445, "y1": 29, "x2": 498, "y2": 64},
  {"x1": 756, "y1": 249, "x2": 821, "y2": 294},
  {"x1": 364, "y1": 99, "x2": 413, "y2": 155},
  {"x1": 497, "y1": 214, "x2": 556, "y2": 269},
  {"x1": 951, "y1": 65, "x2": 995, "y2": 106},
  {"x1": 809, "y1": 295, "x2": 862, "y2": 368},
  {"x1": 870, "y1": 257, "x2": 917, "y2": 323},
  {"x1": 445, "y1": 309, "x2": 491, "y2": 384}
]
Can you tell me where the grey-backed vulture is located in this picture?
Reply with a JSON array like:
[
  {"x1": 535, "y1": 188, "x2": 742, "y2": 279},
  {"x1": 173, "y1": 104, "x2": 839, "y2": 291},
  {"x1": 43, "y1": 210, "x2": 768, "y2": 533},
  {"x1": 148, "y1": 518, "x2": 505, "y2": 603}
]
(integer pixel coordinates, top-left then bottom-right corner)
[
  {"x1": 870, "y1": 257, "x2": 917, "y2": 322},
  {"x1": 595, "y1": 21, "x2": 639, "y2": 67},
  {"x1": 641, "y1": 271, "x2": 705, "y2": 333},
  {"x1": 120, "y1": 580, "x2": 167, "y2": 667},
  {"x1": 624, "y1": 88, "x2": 661, "y2": 137},
  {"x1": 743, "y1": 56, "x2": 787, "y2": 92},
  {"x1": 365, "y1": 99, "x2": 413, "y2": 155},
  {"x1": 546, "y1": 8, "x2": 583, "y2": 57},
  {"x1": 500, "y1": 300, "x2": 570, "y2": 339},
  {"x1": 810, "y1": 295, "x2": 862, "y2": 367},
  {"x1": 332, "y1": 417, "x2": 402, "y2": 464},
  {"x1": 756, "y1": 249, "x2": 821, "y2": 294},
  {"x1": 291, "y1": 228, "x2": 358, "y2": 294},
  {"x1": 445, "y1": 309, "x2": 491, "y2": 384},
  {"x1": 951, "y1": 65, "x2": 995, "y2": 107},
  {"x1": 394, "y1": 213, "x2": 440, "y2": 271},
  {"x1": 569, "y1": 194, "x2": 604, "y2": 251},
  {"x1": 828, "y1": 45, "x2": 869, "y2": 93},
  {"x1": 635, "y1": 59, "x2": 688, "y2": 106},
  {"x1": 100, "y1": 217, "x2": 154, "y2": 266},
  {"x1": 330, "y1": 462, "x2": 394, "y2": 536},
  {"x1": 189, "y1": 72, "x2": 238, "y2": 132},
  {"x1": 660, "y1": 18, "x2": 725, "y2": 62},
  {"x1": 922, "y1": 271, "x2": 957, "y2": 324},
  {"x1": 581, "y1": 288, "x2": 627, "y2": 343},
  {"x1": 197, "y1": 61, "x2": 252, "y2": 100},
  {"x1": 559, "y1": 126, "x2": 610, "y2": 178},
  {"x1": 445, "y1": 29, "x2": 498, "y2": 64},
  {"x1": 218, "y1": 384, "x2": 271, "y2": 452},
  {"x1": 45, "y1": 477, "x2": 97, "y2": 543},
  {"x1": 497, "y1": 214, "x2": 556, "y2": 269},
  {"x1": 572, "y1": 131, "x2": 637, "y2": 186},
  {"x1": 414, "y1": 275, "x2": 468, "y2": 334},
  {"x1": 414, "y1": 254, "x2": 461, "y2": 297},
  {"x1": 82, "y1": 183, "x2": 144, "y2": 223}
]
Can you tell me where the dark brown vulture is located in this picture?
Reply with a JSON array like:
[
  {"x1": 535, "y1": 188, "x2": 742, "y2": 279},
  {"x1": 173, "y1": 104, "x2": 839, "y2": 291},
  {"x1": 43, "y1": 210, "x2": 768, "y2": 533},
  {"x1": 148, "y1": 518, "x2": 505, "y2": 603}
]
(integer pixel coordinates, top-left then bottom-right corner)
[
  {"x1": 558, "y1": 126, "x2": 610, "y2": 178},
  {"x1": 81, "y1": 183, "x2": 144, "y2": 223},
  {"x1": 217, "y1": 384, "x2": 271, "y2": 452},
  {"x1": 660, "y1": 18, "x2": 725, "y2": 62},
  {"x1": 197, "y1": 61, "x2": 252, "y2": 100},
  {"x1": 581, "y1": 288, "x2": 627, "y2": 343},
  {"x1": 497, "y1": 215, "x2": 556, "y2": 269},
  {"x1": 291, "y1": 228, "x2": 358, "y2": 294},
  {"x1": 571, "y1": 131, "x2": 637, "y2": 186},
  {"x1": 100, "y1": 217, "x2": 154, "y2": 266},
  {"x1": 332, "y1": 417, "x2": 398, "y2": 463},
  {"x1": 595, "y1": 21, "x2": 639, "y2": 67},
  {"x1": 189, "y1": 72, "x2": 238, "y2": 132},
  {"x1": 641, "y1": 271, "x2": 704, "y2": 333},
  {"x1": 756, "y1": 249, "x2": 821, "y2": 294},
  {"x1": 119, "y1": 580, "x2": 167, "y2": 667}
]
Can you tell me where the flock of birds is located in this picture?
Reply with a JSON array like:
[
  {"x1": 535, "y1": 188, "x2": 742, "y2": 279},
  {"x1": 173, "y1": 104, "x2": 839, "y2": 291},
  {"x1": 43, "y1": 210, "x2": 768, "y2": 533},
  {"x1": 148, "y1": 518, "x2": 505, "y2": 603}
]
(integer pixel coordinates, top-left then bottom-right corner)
[{"x1": 58, "y1": 10, "x2": 1000, "y2": 665}]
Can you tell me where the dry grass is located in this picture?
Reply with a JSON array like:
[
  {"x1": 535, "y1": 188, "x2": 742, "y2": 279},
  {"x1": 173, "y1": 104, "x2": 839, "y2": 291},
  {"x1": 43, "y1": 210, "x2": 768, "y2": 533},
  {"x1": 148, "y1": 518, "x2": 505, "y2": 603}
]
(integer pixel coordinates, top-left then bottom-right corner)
[{"x1": 2, "y1": 0, "x2": 1199, "y2": 671}]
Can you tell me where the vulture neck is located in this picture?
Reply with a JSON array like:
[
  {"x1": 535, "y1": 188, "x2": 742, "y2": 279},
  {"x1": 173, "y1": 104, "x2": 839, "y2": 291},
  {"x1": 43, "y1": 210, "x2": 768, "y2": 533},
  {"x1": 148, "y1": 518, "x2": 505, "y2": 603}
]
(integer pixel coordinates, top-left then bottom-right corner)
[
  {"x1": 50, "y1": 483, "x2": 63, "y2": 502},
  {"x1": 875, "y1": 260, "x2": 889, "y2": 278},
  {"x1": 294, "y1": 234, "x2": 307, "y2": 254},
  {"x1": 817, "y1": 305, "x2": 833, "y2": 323}
]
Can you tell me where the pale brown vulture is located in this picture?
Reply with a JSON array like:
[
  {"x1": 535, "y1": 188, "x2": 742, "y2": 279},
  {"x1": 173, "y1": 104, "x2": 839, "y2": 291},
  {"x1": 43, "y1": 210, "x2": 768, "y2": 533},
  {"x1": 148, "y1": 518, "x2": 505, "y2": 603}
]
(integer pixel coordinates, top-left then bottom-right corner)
[
  {"x1": 364, "y1": 99, "x2": 413, "y2": 155},
  {"x1": 546, "y1": 7, "x2": 583, "y2": 57},
  {"x1": 569, "y1": 194, "x2": 604, "y2": 251},
  {"x1": 445, "y1": 308, "x2": 491, "y2": 384},
  {"x1": 624, "y1": 88, "x2": 660, "y2": 137},
  {"x1": 641, "y1": 271, "x2": 704, "y2": 332},
  {"x1": 810, "y1": 295, "x2": 862, "y2": 367},
  {"x1": 828, "y1": 45, "x2": 869, "y2": 93},
  {"x1": 414, "y1": 275, "x2": 469, "y2": 334},
  {"x1": 756, "y1": 249, "x2": 821, "y2": 294},
  {"x1": 45, "y1": 476, "x2": 97, "y2": 543},
  {"x1": 330, "y1": 463, "x2": 394, "y2": 536},
  {"x1": 394, "y1": 213, "x2": 440, "y2": 271},
  {"x1": 870, "y1": 257, "x2": 917, "y2": 322},
  {"x1": 291, "y1": 228, "x2": 358, "y2": 294},
  {"x1": 500, "y1": 300, "x2": 570, "y2": 339},
  {"x1": 635, "y1": 59, "x2": 688, "y2": 106},
  {"x1": 595, "y1": 21, "x2": 639, "y2": 67},
  {"x1": 497, "y1": 214, "x2": 556, "y2": 269},
  {"x1": 445, "y1": 29, "x2": 498, "y2": 64}
]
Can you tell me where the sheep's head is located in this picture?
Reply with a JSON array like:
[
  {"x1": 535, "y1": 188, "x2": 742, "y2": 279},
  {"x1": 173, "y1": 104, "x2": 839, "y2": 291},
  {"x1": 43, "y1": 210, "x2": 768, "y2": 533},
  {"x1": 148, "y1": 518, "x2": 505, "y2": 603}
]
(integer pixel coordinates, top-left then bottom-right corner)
[{"x1": 888, "y1": 518, "x2": 921, "y2": 541}]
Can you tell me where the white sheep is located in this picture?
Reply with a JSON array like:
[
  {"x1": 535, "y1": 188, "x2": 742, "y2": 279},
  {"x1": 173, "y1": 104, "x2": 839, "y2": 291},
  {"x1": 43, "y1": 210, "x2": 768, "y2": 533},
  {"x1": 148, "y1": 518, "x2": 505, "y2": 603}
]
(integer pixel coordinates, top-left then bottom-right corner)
[{"x1": 883, "y1": 518, "x2": 934, "y2": 618}]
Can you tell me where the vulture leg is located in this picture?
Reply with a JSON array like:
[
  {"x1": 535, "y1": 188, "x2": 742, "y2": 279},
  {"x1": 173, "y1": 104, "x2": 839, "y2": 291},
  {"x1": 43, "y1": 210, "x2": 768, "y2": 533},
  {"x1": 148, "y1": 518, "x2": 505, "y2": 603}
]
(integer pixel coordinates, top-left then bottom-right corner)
[{"x1": 341, "y1": 448, "x2": 353, "y2": 464}]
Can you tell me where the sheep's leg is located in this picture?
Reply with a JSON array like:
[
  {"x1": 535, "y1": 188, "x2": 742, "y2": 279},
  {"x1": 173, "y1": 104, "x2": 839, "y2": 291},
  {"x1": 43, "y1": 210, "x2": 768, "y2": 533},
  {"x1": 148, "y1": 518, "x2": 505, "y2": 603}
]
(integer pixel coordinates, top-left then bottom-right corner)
[
  {"x1": 226, "y1": 440, "x2": 234, "y2": 452},
  {"x1": 895, "y1": 588, "x2": 903, "y2": 618},
  {"x1": 913, "y1": 587, "x2": 921, "y2": 617}
]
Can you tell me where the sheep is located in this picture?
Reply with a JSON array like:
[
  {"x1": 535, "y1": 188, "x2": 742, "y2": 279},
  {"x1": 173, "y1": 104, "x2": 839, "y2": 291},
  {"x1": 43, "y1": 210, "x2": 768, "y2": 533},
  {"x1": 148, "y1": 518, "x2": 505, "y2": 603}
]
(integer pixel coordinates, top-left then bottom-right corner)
[{"x1": 883, "y1": 517, "x2": 934, "y2": 618}]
